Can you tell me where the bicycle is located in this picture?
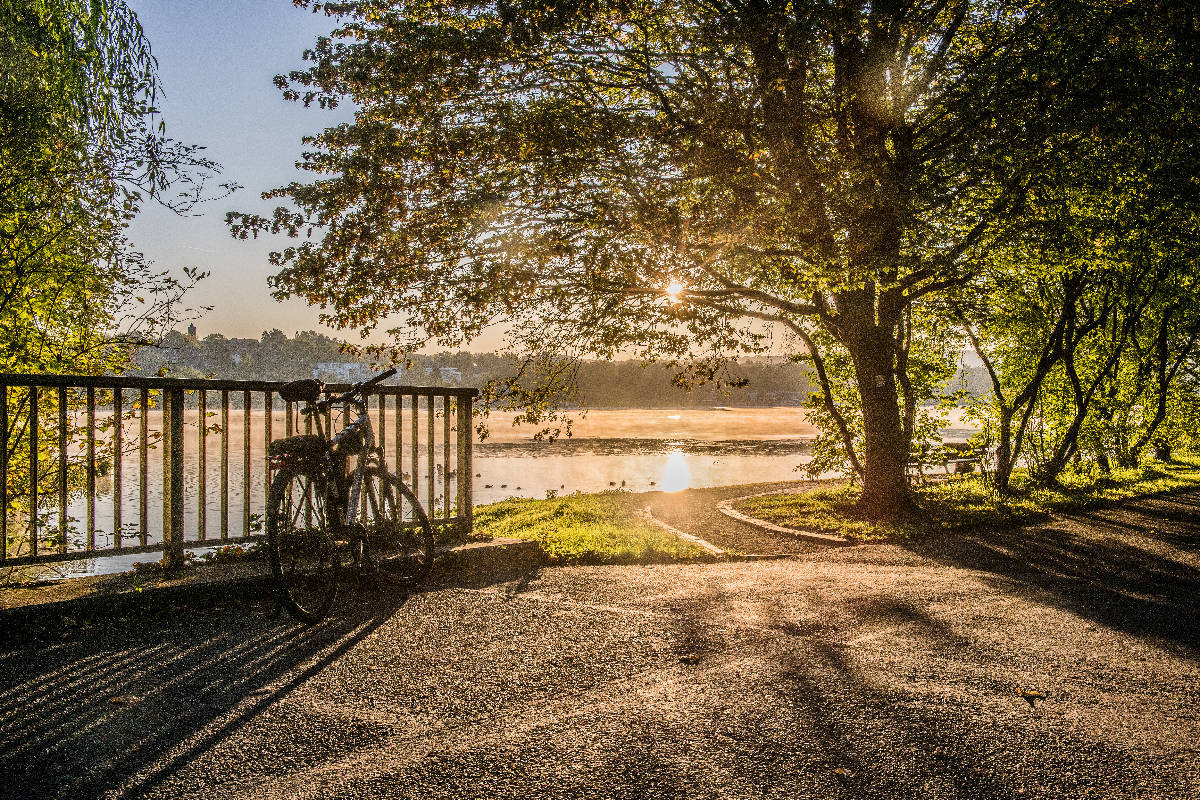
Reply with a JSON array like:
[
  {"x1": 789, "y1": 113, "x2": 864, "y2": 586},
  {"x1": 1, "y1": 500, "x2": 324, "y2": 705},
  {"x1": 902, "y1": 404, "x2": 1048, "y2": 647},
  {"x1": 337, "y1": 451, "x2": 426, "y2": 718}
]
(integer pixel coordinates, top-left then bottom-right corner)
[{"x1": 266, "y1": 368, "x2": 434, "y2": 623}]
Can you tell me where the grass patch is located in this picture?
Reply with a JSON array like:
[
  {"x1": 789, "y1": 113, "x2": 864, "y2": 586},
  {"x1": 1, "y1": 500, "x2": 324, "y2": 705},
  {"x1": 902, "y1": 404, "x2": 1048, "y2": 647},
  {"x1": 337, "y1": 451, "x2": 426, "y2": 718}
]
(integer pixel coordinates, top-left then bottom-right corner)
[
  {"x1": 733, "y1": 456, "x2": 1200, "y2": 542},
  {"x1": 474, "y1": 491, "x2": 714, "y2": 564}
]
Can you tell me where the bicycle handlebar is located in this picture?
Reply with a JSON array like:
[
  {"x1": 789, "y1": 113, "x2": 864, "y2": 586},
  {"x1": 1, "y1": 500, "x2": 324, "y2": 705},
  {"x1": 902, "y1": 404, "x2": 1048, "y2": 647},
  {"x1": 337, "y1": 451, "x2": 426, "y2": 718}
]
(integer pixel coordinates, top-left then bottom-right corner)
[
  {"x1": 328, "y1": 367, "x2": 397, "y2": 404},
  {"x1": 301, "y1": 367, "x2": 398, "y2": 414}
]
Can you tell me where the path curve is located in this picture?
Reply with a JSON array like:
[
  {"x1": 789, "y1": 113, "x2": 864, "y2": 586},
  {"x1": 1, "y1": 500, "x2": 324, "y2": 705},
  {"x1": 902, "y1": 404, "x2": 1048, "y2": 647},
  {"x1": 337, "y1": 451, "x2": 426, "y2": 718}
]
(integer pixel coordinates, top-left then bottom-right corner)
[
  {"x1": 715, "y1": 489, "x2": 850, "y2": 545},
  {"x1": 645, "y1": 480, "x2": 850, "y2": 556},
  {"x1": 635, "y1": 506, "x2": 727, "y2": 557}
]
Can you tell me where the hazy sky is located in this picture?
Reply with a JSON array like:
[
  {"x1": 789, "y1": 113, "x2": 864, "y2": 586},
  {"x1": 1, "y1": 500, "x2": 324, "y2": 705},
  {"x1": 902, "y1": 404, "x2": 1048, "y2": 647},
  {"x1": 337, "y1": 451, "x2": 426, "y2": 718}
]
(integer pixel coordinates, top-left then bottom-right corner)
[
  {"x1": 126, "y1": 1, "x2": 360, "y2": 342},
  {"x1": 121, "y1": 1, "x2": 760, "y2": 357}
]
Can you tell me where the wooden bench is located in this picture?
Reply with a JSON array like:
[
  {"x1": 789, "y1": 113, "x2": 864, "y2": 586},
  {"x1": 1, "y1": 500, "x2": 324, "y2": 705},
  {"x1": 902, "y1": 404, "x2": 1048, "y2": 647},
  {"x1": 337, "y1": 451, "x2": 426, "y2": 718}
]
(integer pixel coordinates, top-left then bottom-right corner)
[{"x1": 906, "y1": 455, "x2": 982, "y2": 485}]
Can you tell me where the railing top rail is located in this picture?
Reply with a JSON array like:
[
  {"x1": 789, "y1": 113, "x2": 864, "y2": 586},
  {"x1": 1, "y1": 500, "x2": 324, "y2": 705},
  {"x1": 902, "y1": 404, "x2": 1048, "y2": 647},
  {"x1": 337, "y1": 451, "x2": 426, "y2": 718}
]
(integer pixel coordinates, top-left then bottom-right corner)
[
  {"x1": 0, "y1": 372, "x2": 478, "y2": 398},
  {"x1": 321, "y1": 383, "x2": 478, "y2": 399}
]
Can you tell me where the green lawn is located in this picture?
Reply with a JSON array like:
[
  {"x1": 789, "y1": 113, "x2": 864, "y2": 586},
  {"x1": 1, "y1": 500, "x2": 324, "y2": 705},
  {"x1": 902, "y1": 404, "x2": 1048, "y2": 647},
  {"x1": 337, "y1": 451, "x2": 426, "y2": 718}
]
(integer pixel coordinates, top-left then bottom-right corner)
[
  {"x1": 732, "y1": 457, "x2": 1200, "y2": 542},
  {"x1": 474, "y1": 490, "x2": 714, "y2": 564}
]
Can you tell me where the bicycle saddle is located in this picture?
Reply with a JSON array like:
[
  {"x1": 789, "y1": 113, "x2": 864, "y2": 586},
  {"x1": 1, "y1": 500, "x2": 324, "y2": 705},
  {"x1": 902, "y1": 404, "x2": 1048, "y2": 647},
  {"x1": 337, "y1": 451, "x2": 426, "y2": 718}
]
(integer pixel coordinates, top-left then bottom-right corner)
[{"x1": 279, "y1": 378, "x2": 323, "y2": 403}]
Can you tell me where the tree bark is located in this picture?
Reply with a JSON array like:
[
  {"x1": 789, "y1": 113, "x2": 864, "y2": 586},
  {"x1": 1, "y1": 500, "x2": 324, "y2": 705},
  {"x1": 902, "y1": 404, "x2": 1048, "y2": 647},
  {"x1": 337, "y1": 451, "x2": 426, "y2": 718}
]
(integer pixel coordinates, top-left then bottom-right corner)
[
  {"x1": 993, "y1": 407, "x2": 1016, "y2": 495},
  {"x1": 792, "y1": 327, "x2": 863, "y2": 477},
  {"x1": 845, "y1": 327, "x2": 914, "y2": 518},
  {"x1": 1129, "y1": 320, "x2": 1199, "y2": 463}
]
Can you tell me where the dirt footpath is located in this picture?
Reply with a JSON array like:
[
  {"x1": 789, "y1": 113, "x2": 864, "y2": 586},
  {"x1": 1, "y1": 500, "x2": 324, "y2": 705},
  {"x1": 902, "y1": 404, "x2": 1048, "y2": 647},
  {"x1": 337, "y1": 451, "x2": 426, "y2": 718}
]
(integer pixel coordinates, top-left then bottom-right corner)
[{"x1": 2, "y1": 491, "x2": 1198, "y2": 799}]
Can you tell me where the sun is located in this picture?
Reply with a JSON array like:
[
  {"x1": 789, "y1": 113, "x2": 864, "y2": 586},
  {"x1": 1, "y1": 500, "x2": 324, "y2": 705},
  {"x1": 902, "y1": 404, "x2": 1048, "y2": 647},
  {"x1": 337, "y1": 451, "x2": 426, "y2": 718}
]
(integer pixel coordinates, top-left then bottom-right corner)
[{"x1": 664, "y1": 280, "x2": 685, "y2": 303}]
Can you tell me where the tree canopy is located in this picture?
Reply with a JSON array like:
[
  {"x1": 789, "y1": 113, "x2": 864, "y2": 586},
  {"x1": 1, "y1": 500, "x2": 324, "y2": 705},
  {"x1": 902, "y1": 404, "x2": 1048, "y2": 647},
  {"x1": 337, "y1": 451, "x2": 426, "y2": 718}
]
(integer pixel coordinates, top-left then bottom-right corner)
[
  {"x1": 232, "y1": 0, "x2": 1200, "y2": 516},
  {"x1": 2, "y1": 0, "x2": 230, "y2": 522},
  {"x1": 1, "y1": 0, "x2": 227, "y2": 376}
]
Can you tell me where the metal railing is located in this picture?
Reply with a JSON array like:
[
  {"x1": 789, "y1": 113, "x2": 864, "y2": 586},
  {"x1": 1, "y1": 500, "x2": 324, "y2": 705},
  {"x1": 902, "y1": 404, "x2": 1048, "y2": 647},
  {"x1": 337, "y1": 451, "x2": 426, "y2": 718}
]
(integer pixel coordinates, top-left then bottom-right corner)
[{"x1": 0, "y1": 373, "x2": 476, "y2": 569}]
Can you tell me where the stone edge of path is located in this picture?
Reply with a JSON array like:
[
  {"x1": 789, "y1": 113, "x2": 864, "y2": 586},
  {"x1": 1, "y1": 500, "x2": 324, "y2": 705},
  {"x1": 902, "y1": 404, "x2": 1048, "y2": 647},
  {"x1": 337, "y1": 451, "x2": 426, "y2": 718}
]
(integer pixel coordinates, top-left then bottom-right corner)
[
  {"x1": 639, "y1": 506, "x2": 803, "y2": 561},
  {"x1": 715, "y1": 490, "x2": 852, "y2": 546},
  {"x1": 0, "y1": 537, "x2": 538, "y2": 637},
  {"x1": 637, "y1": 506, "x2": 729, "y2": 558}
]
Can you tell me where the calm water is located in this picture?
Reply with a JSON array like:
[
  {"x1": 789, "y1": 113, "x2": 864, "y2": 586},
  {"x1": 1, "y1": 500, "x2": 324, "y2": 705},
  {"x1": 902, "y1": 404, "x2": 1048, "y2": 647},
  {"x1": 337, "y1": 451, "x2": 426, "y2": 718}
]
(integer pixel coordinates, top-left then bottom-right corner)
[
  {"x1": 474, "y1": 406, "x2": 824, "y2": 504},
  {"x1": 16, "y1": 406, "x2": 973, "y2": 578}
]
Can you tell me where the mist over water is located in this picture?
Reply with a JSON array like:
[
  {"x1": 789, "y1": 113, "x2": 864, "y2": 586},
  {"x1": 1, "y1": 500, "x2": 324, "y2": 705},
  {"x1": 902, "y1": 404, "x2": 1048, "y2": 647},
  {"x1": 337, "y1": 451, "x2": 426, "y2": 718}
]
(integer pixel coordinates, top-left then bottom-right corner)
[{"x1": 471, "y1": 406, "x2": 973, "y2": 503}]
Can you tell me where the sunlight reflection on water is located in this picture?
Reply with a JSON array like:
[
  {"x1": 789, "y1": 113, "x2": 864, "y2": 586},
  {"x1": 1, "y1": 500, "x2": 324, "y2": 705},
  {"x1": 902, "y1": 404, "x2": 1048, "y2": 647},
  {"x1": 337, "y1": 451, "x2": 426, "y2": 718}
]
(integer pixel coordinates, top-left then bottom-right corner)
[{"x1": 659, "y1": 449, "x2": 692, "y2": 492}]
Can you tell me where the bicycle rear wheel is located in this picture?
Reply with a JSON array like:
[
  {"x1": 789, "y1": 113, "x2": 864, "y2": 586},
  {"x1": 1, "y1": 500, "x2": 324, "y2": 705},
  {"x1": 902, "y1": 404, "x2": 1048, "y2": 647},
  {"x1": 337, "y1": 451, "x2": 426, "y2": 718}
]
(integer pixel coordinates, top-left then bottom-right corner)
[
  {"x1": 267, "y1": 468, "x2": 344, "y2": 622},
  {"x1": 356, "y1": 467, "x2": 435, "y2": 588}
]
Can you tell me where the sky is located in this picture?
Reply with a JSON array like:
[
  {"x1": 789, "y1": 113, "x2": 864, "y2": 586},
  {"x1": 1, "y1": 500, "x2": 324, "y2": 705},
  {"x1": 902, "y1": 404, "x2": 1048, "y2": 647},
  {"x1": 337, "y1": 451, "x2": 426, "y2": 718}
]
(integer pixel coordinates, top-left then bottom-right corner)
[
  {"x1": 125, "y1": 1, "x2": 365, "y2": 343},
  {"x1": 120, "y1": 1, "x2": 777, "y2": 358}
]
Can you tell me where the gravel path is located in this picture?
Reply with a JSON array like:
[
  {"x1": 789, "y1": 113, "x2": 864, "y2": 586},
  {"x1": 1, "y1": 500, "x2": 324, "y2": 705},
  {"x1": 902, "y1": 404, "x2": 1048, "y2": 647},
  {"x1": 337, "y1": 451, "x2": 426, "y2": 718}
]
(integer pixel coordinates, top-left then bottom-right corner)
[{"x1": 2, "y1": 490, "x2": 1198, "y2": 799}]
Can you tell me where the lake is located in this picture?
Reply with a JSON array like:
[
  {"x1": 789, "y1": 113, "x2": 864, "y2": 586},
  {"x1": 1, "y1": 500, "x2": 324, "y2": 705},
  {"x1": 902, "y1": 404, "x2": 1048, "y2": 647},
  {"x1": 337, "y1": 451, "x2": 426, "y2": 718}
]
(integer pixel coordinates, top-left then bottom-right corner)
[
  {"x1": 475, "y1": 406, "x2": 824, "y2": 503},
  {"x1": 18, "y1": 406, "x2": 974, "y2": 578}
]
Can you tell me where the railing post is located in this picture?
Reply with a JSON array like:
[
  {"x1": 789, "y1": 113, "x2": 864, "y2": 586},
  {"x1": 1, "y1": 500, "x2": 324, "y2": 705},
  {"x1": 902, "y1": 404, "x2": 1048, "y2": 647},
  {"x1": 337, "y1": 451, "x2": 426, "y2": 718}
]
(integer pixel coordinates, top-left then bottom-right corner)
[
  {"x1": 113, "y1": 388, "x2": 122, "y2": 549},
  {"x1": 161, "y1": 387, "x2": 185, "y2": 571},
  {"x1": 139, "y1": 388, "x2": 148, "y2": 546},
  {"x1": 456, "y1": 393, "x2": 473, "y2": 538},
  {"x1": 426, "y1": 395, "x2": 435, "y2": 517},
  {"x1": 442, "y1": 395, "x2": 451, "y2": 518},
  {"x1": 28, "y1": 386, "x2": 38, "y2": 557}
]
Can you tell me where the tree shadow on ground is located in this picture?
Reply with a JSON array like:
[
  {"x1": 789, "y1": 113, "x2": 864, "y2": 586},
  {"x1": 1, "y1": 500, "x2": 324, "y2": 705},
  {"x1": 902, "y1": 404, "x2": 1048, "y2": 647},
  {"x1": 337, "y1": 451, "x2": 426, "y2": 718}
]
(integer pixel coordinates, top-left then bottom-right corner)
[
  {"x1": 901, "y1": 491, "x2": 1200, "y2": 656},
  {"x1": 0, "y1": 592, "x2": 406, "y2": 800},
  {"x1": 762, "y1": 619, "x2": 1168, "y2": 798},
  {"x1": 768, "y1": 622, "x2": 1009, "y2": 797},
  {"x1": 426, "y1": 558, "x2": 545, "y2": 595}
]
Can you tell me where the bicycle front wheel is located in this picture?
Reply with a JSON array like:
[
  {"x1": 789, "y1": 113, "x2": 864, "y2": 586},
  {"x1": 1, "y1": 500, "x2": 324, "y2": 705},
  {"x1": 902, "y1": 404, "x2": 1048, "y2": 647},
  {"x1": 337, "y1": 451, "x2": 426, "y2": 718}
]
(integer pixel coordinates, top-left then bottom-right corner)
[
  {"x1": 357, "y1": 467, "x2": 435, "y2": 588},
  {"x1": 267, "y1": 468, "x2": 343, "y2": 623}
]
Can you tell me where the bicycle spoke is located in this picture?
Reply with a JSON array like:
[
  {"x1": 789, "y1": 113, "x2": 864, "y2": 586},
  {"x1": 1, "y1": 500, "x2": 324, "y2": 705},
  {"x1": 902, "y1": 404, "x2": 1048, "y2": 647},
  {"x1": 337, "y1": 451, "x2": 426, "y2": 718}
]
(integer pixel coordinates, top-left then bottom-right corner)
[
  {"x1": 268, "y1": 469, "x2": 341, "y2": 623},
  {"x1": 356, "y1": 468, "x2": 433, "y2": 588}
]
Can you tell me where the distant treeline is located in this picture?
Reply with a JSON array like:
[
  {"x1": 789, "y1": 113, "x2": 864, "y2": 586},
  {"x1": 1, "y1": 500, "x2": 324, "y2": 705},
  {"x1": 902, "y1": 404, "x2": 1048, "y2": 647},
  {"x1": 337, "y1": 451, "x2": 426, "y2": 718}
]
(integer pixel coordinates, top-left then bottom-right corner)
[{"x1": 129, "y1": 329, "x2": 988, "y2": 408}]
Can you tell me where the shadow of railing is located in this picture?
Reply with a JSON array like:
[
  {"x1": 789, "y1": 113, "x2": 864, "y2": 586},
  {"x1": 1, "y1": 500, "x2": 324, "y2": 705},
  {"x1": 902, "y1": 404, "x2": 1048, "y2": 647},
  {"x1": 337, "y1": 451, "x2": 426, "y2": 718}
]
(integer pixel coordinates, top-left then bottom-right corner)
[{"x1": 0, "y1": 597, "x2": 404, "y2": 799}]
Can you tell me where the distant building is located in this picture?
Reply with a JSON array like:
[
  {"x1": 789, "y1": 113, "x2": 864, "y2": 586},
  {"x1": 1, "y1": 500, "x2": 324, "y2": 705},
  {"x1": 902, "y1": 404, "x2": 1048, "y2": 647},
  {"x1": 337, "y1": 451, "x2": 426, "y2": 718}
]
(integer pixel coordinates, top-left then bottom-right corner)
[
  {"x1": 186, "y1": 323, "x2": 197, "y2": 338},
  {"x1": 439, "y1": 367, "x2": 463, "y2": 383},
  {"x1": 314, "y1": 362, "x2": 374, "y2": 383}
]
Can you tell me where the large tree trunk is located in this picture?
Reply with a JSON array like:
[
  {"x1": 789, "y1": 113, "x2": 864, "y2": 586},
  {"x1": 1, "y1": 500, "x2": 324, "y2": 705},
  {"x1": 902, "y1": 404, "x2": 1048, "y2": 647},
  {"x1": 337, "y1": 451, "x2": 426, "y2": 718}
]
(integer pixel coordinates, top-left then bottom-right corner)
[
  {"x1": 846, "y1": 327, "x2": 914, "y2": 519},
  {"x1": 993, "y1": 407, "x2": 1016, "y2": 495}
]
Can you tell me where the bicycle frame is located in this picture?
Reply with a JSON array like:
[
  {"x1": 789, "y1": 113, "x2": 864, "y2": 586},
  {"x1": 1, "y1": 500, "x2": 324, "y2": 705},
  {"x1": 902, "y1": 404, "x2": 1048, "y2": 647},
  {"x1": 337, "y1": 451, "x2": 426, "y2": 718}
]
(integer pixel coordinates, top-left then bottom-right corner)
[{"x1": 317, "y1": 397, "x2": 382, "y2": 530}]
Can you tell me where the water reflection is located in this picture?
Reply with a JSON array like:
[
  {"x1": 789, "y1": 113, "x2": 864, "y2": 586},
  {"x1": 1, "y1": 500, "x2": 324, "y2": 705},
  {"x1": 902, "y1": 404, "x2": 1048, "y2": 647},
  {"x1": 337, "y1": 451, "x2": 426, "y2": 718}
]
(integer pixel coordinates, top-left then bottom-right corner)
[
  {"x1": 471, "y1": 439, "x2": 817, "y2": 505},
  {"x1": 659, "y1": 449, "x2": 691, "y2": 492}
]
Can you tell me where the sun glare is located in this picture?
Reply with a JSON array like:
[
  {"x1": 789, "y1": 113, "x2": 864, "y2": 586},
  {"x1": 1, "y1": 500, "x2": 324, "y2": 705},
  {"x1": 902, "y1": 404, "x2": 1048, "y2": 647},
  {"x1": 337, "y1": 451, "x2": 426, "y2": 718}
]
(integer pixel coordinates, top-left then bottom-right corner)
[
  {"x1": 664, "y1": 280, "x2": 685, "y2": 303},
  {"x1": 660, "y1": 449, "x2": 691, "y2": 492}
]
